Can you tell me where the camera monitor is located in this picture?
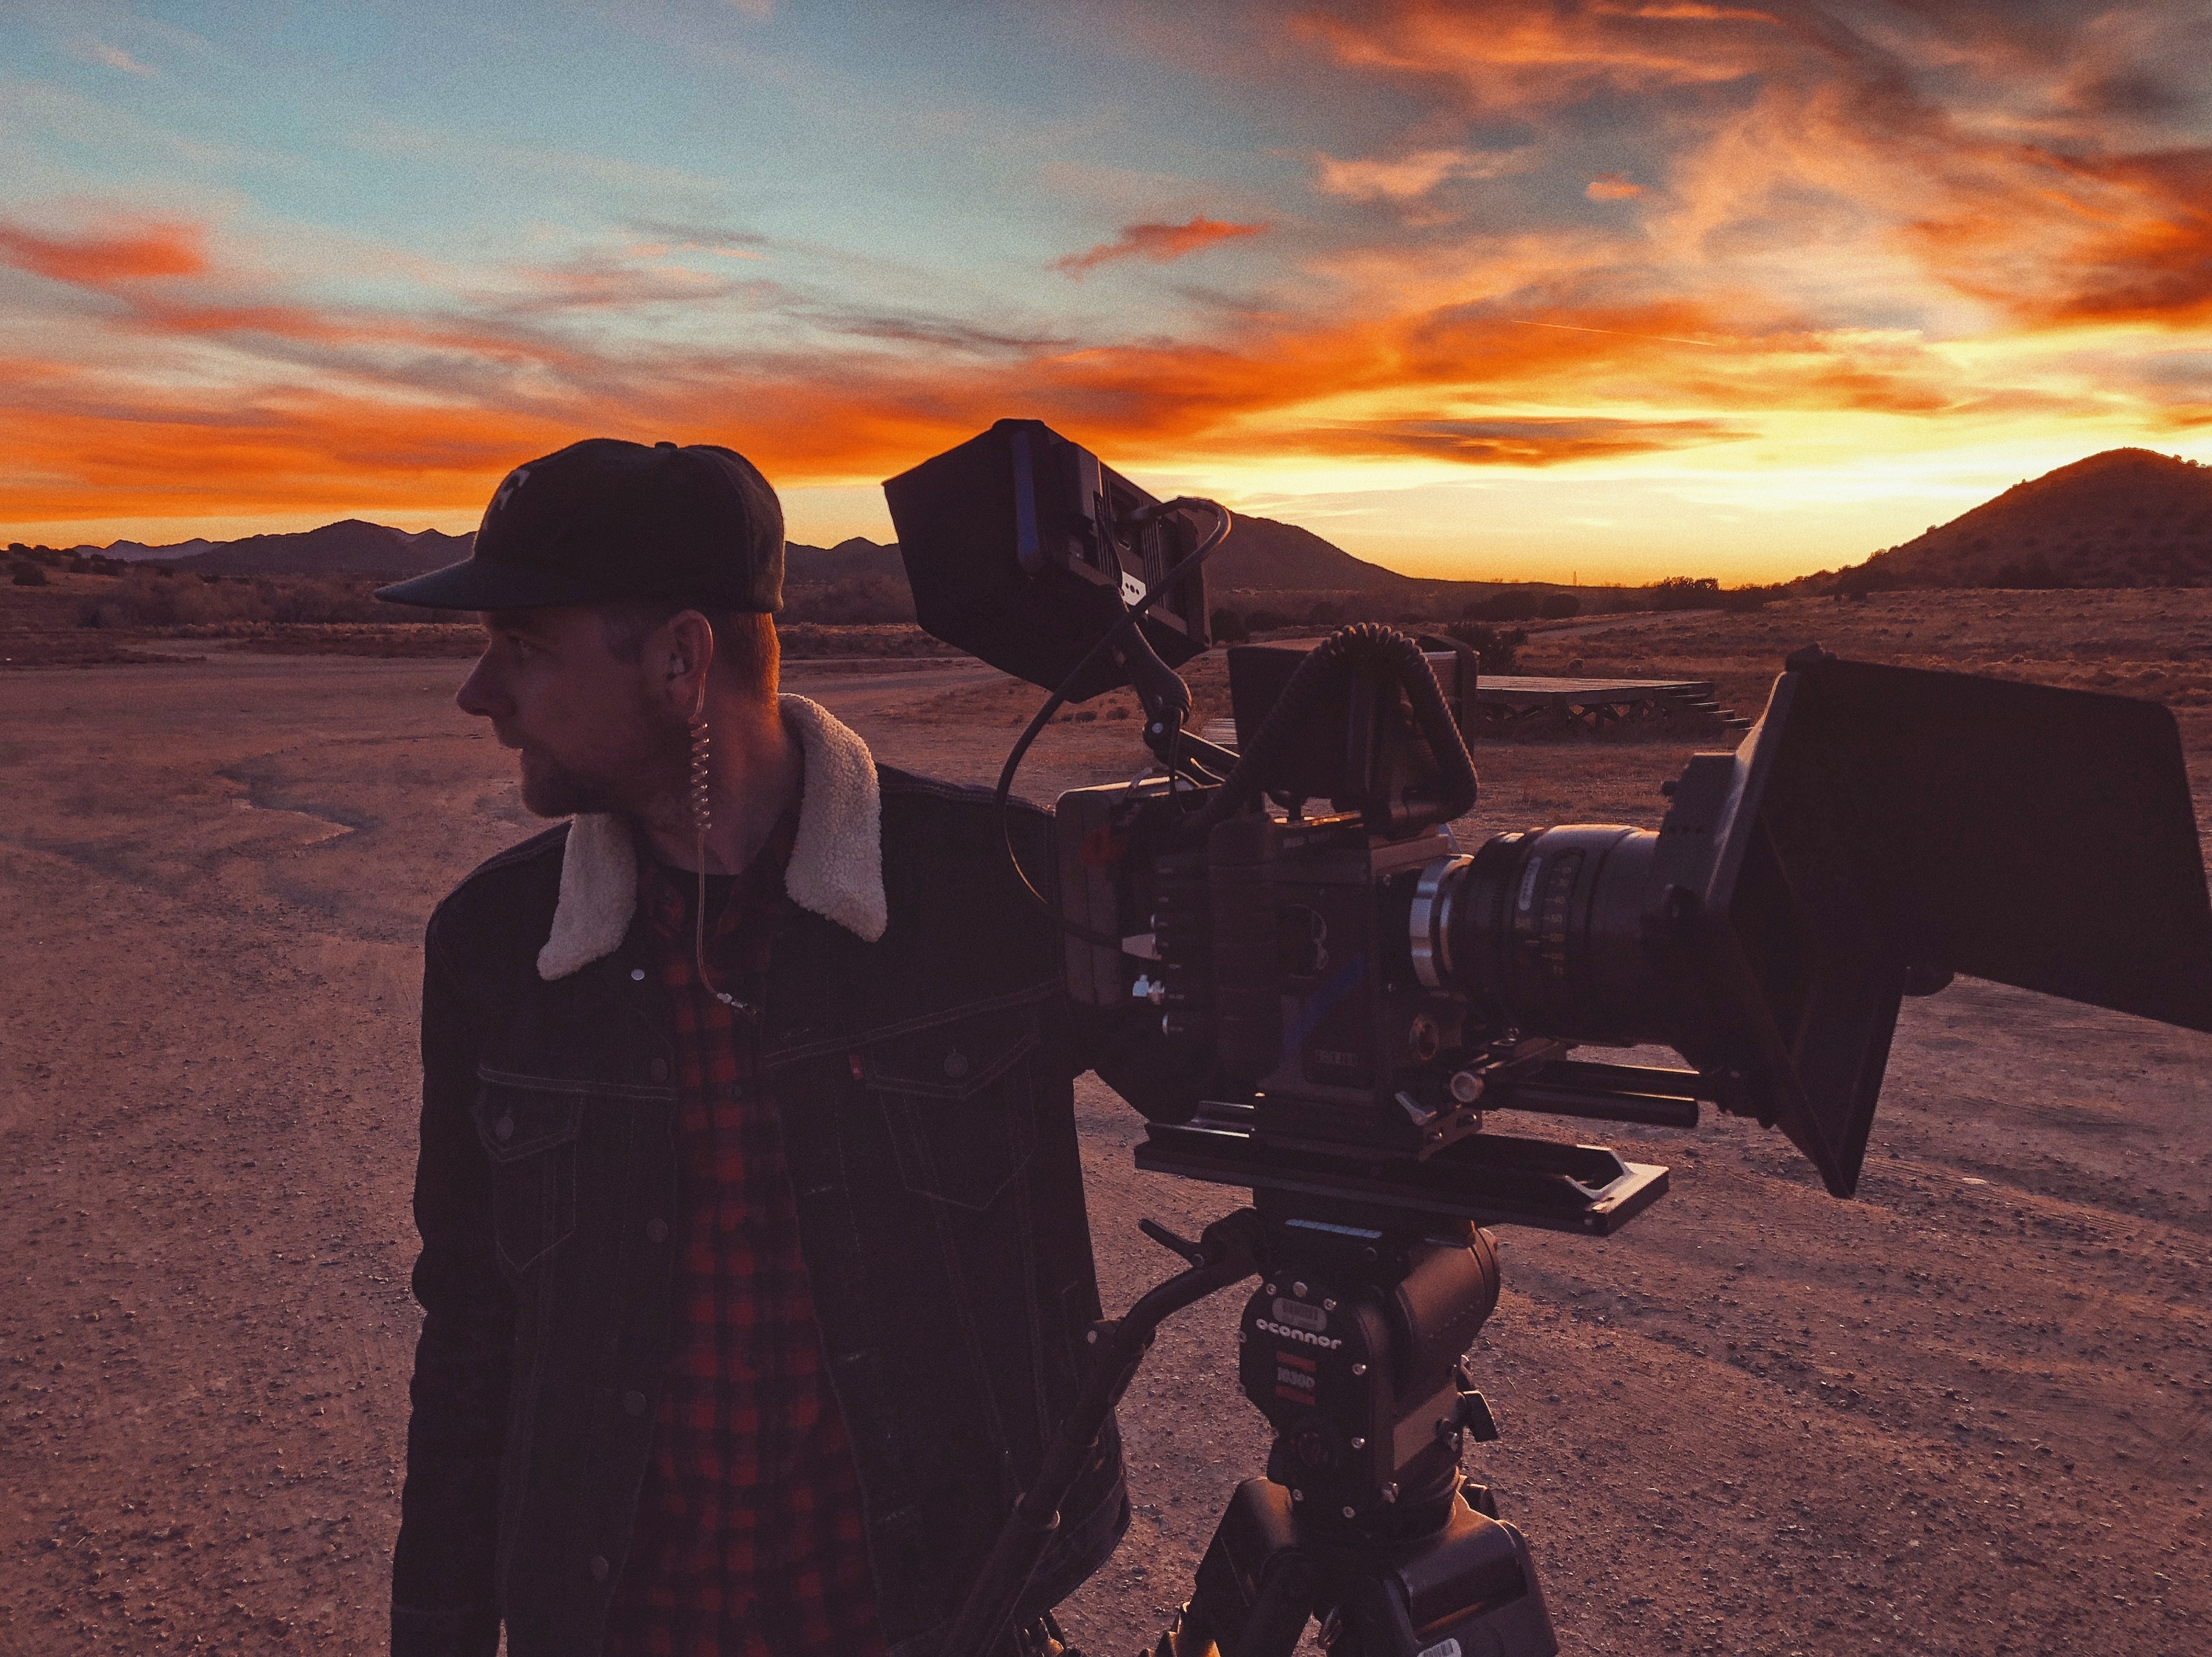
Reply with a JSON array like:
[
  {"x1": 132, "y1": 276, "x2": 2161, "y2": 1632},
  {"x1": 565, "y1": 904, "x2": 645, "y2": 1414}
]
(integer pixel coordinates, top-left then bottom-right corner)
[{"x1": 884, "y1": 418, "x2": 1212, "y2": 703}]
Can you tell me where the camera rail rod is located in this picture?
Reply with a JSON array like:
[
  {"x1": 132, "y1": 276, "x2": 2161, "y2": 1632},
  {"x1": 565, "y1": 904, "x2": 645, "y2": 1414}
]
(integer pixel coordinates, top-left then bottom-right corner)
[{"x1": 942, "y1": 1209, "x2": 1265, "y2": 1657}]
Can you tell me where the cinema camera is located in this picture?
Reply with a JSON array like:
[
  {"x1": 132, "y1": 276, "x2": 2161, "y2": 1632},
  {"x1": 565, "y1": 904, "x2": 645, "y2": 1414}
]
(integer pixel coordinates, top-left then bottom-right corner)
[{"x1": 885, "y1": 420, "x2": 2212, "y2": 1657}]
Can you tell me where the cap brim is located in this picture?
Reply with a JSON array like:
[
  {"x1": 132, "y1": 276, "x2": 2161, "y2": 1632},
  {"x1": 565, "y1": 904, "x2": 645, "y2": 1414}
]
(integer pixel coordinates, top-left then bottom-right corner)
[{"x1": 374, "y1": 557, "x2": 620, "y2": 610}]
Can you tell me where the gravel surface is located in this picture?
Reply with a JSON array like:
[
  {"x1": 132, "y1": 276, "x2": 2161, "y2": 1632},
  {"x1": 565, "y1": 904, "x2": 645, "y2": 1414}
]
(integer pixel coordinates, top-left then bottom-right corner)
[{"x1": 3, "y1": 648, "x2": 2208, "y2": 1655}]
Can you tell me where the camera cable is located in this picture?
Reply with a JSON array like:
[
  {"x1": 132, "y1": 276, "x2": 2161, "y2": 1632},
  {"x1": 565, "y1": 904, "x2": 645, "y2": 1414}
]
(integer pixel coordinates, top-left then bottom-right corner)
[{"x1": 992, "y1": 497, "x2": 1233, "y2": 953}]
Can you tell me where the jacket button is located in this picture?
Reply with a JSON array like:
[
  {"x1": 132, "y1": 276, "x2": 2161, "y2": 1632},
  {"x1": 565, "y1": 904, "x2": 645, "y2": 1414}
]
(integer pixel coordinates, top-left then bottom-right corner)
[
  {"x1": 589, "y1": 1554, "x2": 610, "y2": 1582},
  {"x1": 630, "y1": 968, "x2": 646, "y2": 982},
  {"x1": 623, "y1": 1390, "x2": 648, "y2": 1417},
  {"x1": 646, "y1": 1218, "x2": 669, "y2": 1243},
  {"x1": 648, "y1": 1057, "x2": 670, "y2": 1082},
  {"x1": 943, "y1": 1050, "x2": 968, "y2": 1080},
  {"x1": 494, "y1": 1116, "x2": 515, "y2": 1142}
]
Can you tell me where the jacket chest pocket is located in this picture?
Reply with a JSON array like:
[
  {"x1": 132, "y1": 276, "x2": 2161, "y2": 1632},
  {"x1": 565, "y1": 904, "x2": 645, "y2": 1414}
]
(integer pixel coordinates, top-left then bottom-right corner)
[
  {"x1": 859, "y1": 1004, "x2": 1043, "y2": 1213},
  {"x1": 471, "y1": 1079, "x2": 585, "y2": 1276}
]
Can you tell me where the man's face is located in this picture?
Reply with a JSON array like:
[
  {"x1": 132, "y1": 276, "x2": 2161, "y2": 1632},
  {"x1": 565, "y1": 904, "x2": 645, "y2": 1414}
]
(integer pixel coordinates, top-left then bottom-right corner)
[{"x1": 455, "y1": 606, "x2": 686, "y2": 818}]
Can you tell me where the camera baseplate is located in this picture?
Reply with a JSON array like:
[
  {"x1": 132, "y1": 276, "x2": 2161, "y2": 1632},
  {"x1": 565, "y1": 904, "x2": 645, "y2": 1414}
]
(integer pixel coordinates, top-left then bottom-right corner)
[{"x1": 1138, "y1": 1104, "x2": 1669, "y2": 1236}]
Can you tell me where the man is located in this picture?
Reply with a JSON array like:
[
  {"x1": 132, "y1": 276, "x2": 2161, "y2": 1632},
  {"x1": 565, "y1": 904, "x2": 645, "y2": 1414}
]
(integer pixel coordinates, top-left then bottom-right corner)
[{"x1": 377, "y1": 439, "x2": 1193, "y2": 1656}]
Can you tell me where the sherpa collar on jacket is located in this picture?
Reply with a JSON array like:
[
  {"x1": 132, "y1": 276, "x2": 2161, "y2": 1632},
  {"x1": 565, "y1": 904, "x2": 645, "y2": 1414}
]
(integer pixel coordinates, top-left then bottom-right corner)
[{"x1": 535, "y1": 694, "x2": 887, "y2": 981}]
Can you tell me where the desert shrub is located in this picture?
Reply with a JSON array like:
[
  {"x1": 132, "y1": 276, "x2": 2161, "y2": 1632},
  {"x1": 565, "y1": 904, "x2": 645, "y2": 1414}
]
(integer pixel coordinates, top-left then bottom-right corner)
[
  {"x1": 1538, "y1": 592, "x2": 1581, "y2": 620},
  {"x1": 780, "y1": 575, "x2": 916, "y2": 625},
  {"x1": 10, "y1": 560, "x2": 48, "y2": 586},
  {"x1": 259, "y1": 576, "x2": 390, "y2": 624},
  {"x1": 73, "y1": 570, "x2": 397, "y2": 628},
  {"x1": 1646, "y1": 576, "x2": 1721, "y2": 610},
  {"x1": 774, "y1": 623, "x2": 959, "y2": 658},
  {"x1": 1461, "y1": 589, "x2": 1543, "y2": 623},
  {"x1": 1714, "y1": 584, "x2": 1775, "y2": 612},
  {"x1": 1442, "y1": 621, "x2": 1526, "y2": 674},
  {"x1": 1210, "y1": 607, "x2": 1251, "y2": 643}
]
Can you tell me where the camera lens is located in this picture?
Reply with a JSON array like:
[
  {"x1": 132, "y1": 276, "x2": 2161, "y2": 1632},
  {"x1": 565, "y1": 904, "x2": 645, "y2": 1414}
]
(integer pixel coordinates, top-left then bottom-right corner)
[{"x1": 1421, "y1": 827, "x2": 1671, "y2": 1047}]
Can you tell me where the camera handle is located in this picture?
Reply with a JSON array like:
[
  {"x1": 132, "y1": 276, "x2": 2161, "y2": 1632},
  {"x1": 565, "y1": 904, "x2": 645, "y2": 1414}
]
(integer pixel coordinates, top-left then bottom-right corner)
[
  {"x1": 1110, "y1": 621, "x2": 1239, "y2": 783},
  {"x1": 942, "y1": 1209, "x2": 1266, "y2": 1657}
]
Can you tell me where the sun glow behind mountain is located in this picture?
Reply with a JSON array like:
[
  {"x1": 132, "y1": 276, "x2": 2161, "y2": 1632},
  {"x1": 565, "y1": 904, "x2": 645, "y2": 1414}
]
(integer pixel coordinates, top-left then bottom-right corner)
[{"x1": 4, "y1": 2, "x2": 2210, "y2": 584}]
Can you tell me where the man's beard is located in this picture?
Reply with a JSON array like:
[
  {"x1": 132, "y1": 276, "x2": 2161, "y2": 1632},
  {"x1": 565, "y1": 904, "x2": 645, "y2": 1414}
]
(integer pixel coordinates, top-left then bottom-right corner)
[
  {"x1": 515, "y1": 710, "x2": 689, "y2": 820},
  {"x1": 518, "y1": 748, "x2": 624, "y2": 818}
]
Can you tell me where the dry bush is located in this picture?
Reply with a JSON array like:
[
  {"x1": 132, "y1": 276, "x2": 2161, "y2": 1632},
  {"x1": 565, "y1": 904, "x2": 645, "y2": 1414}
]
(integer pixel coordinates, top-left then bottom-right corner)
[
  {"x1": 77, "y1": 572, "x2": 424, "y2": 630},
  {"x1": 781, "y1": 576, "x2": 916, "y2": 625},
  {"x1": 776, "y1": 623, "x2": 957, "y2": 658}
]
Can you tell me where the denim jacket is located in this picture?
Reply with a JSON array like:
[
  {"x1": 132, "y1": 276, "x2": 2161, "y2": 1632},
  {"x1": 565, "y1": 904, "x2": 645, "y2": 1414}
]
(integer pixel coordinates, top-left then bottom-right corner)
[{"x1": 391, "y1": 696, "x2": 1197, "y2": 1656}]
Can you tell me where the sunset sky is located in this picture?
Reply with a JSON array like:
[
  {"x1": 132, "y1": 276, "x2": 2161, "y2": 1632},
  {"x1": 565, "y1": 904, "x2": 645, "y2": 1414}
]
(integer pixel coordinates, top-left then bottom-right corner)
[{"x1": 5, "y1": 1, "x2": 2210, "y2": 583}]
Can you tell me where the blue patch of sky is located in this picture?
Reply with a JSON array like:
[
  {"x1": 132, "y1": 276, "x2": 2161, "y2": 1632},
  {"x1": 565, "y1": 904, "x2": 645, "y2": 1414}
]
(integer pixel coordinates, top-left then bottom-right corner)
[{"x1": 3, "y1": 1, "x2": 1395, "y2": 336}]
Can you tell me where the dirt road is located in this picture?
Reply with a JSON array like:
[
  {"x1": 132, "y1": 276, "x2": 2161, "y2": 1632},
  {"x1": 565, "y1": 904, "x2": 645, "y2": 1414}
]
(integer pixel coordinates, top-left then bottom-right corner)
[{"x1": 3, "y1": 652, "x2": 2208, "y2": 1655}]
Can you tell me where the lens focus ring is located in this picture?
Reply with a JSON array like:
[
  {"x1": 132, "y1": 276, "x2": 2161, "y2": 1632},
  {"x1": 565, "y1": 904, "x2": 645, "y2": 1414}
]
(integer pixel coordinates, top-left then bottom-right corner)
[{"x1": 1409, "y1": 855, "x2": 1471, "y2": 989}]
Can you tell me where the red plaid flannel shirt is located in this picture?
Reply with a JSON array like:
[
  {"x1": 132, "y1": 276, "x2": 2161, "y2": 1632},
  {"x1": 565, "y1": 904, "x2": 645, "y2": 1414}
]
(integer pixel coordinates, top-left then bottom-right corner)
[{"x1": 602, "y1": 802, "x2": 889, "y2": 1657}]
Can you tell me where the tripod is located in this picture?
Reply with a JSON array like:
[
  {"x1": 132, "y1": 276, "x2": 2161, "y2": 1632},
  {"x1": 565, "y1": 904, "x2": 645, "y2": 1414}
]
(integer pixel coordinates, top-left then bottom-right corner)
[
  {"x1": 1147, "y1": 1191, "x2": 1556, "y2": 1657},
  {"x1": 944, "y1": 1189, "x2": 1560, "y2": 1656}
]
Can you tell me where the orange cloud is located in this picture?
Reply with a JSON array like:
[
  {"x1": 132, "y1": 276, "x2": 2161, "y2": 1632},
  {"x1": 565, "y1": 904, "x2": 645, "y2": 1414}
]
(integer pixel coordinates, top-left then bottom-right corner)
[
  {"x1": 1295, "y1": 1, "x2": 2212, "y2": 342},
  {"x1": 1903, "y1": 145, "x2": 2212, "y2": 328},
  {"x1": 1291, "y1": 0, "x2": 1786, "y2": 106},
  {"x1": 0, "y1": 219, "x2": 207, "y2": 286},
  {"x1": 0, "y1": 239, "x2": 1978, "y2": 533},
  {"x1": 10, "y1": 0, "x2": 2212, "y2": 553},
  {"x1": 1051, "y1": 216, "x2": 1269, "y2": 279},
  {"x1": 0, "y1": 184, "x2": 2021, "y2": 536},
  {"x1": 1283, "y1": 414, "x2": 1746, "y2": 465}
]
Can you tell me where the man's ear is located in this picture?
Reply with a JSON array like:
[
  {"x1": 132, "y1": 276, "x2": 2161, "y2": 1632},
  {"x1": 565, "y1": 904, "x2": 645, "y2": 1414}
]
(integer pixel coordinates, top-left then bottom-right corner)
[{"x1": 661, "y1": 610, "x2": 717, "y2": 717}]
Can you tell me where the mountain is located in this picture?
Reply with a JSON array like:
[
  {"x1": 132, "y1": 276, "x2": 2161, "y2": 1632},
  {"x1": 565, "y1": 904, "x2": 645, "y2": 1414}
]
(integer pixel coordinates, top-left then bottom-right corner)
[
  {"x1": 167, "y1": 520, "x2": 475, "y2": 578},
  {"x1": 1202, "y1": 515, "x2": 1423, "y2": 595},
  {"x1": 66, "y1": 536, "x2": 221, "y2": 563},
  {"x1": 1843, "y1": 449, "x2": 2212, "y2": 590},
  {"x1": 54, "y1": 513, "x2": 1578, "y2": 608},
  {"x1": 785, "y1": 518, "x2": 1482, "y2": 600},
  {"x1": 783, "y1": 536, "x2": 904, "y2": 584}
]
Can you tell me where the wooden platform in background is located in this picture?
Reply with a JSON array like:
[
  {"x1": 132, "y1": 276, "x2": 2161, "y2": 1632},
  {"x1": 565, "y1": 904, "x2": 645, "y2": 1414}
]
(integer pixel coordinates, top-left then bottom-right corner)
[
  {"x1": 1200, "y1": 674, "x2": 1752, "y2": 745},
  {"x1": 1474, "y1": 674, "x2": 1752, "y2": 738}
]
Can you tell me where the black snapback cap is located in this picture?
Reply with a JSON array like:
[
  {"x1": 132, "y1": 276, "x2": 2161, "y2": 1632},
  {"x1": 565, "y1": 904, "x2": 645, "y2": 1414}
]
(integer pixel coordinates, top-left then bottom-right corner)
[{"x1": 376, "y1": 438, "x2": 785, "y2": 613}]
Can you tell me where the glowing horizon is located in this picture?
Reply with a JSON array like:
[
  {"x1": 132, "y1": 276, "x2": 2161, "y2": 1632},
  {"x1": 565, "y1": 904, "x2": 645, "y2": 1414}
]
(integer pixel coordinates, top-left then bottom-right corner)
[{"x1": 4, "y1": 3, "x2": 2209, "y2": 585}]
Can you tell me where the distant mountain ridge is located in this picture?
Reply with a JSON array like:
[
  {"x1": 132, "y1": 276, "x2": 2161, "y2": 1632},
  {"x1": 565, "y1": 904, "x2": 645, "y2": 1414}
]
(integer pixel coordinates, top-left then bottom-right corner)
[
  {"x1": 781, "y1": 518, "x2": 1474, "y2": 599},
  {"x1": 187, "y1": 520, "x2": 475, "y2": 578},
  {"x1": 1843, "y1": 448, "x2": 2212, "y2": 590},
  {"x1": 60, "y1": 513, "x2": 1462, "y2": 596},
  {"x1": 68, "y1": 520, "x2": 475, "y2": 578}
]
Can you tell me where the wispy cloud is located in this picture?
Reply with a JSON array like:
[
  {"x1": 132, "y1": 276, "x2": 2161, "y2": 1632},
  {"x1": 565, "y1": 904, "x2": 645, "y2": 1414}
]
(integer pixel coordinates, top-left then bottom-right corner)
[
  {"x1": 0, "y1": 218, "x2": 207, "y2": 284},
  {"x1": 1051, "y1": 216, "x2": 1269, "y2": 279},
  {"x1": 74, "y1": 39, "x2": 159, "y2": 78},
  {"x1": 1313, "y1": 145, "x2": 1534, "y2": 201}
]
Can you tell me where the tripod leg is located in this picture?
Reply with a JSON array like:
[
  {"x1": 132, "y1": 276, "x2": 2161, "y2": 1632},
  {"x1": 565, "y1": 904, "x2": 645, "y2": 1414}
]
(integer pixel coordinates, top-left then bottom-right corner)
[{"x1": 1146, "y1": 1480, "x2": 1319, "y2": 1657}]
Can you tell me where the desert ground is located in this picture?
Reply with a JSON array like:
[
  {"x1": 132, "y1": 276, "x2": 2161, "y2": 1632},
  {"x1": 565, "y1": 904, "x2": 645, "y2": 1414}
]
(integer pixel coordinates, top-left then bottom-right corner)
[{"x1": 4, "y1": 591, "x2": 2211, "y2": 1655}]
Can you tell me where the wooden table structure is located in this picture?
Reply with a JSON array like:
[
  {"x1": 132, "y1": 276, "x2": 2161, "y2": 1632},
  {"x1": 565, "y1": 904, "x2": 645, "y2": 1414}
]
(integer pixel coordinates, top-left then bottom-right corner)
[
  {"x1": 1197, "y1": 674, "x2": 1752, "y2": 750},
  {"x1": 1471, "y1": 675, "x2": 1752, "y2": 740}
]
